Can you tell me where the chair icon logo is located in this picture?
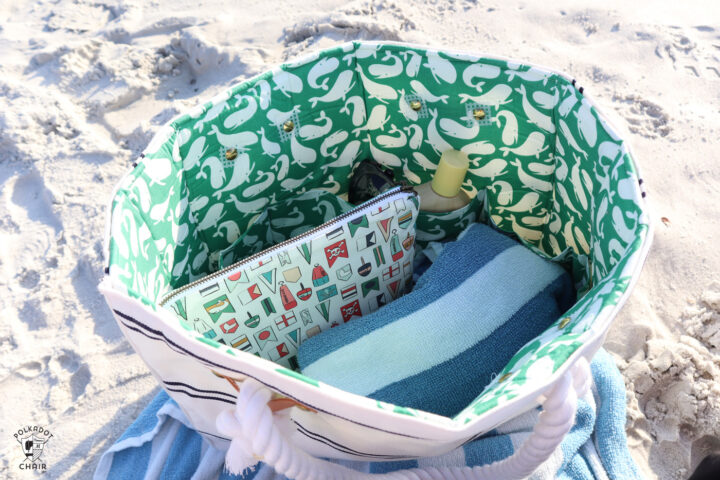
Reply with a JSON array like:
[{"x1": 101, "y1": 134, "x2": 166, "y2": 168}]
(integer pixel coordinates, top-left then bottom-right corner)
[{"x1": 14, "y1": 426, "x2": 53, "y2": 471}]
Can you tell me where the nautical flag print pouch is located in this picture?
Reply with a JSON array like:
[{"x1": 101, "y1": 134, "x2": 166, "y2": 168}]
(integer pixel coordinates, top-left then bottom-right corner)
[{"x1": 159, "y1": 186, "x2": 419, "y2": 370}]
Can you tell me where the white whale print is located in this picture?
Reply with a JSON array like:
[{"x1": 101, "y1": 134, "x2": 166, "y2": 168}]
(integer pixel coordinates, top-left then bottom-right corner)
[
  {"x1": 131, "y1": 175, "x2": 152, "y2": 213},
  {"x1": 320, "y1": 174, "x2": 342, "y2": 194},
  {"x1": 257, "y1": 127, "x2": 281, "y2": 157},
  {"x1": 532, "y1": 87, "x2": 559, "y2": 110},
  {"x1": 308, "y1": 57, "x2": 340, "y2": 90},
  {"x1": 495, "y1": 110, "x2": 518, "y2": 146},
  {"x1": 440, "y1": 115, "x2": 479, "y2": 140},
  {"x1": 290, "y1": 133, "x2": 317, "y2": 167},
  {"x1": 555, "y1": 153, "x2": 569, "y2": 181},
  {"x1": 500, "y1": 131, "x2": 549, "y2": 158},
  {"x1": 272, "y1": 69, "x2": 303, "y2": 97},
  {"x1": 462, "y1": 140, "x2": 496, "y2": 156},
  {"x1": 458, "y1": 84, "x2": 512, "y2": 108},
  {"x1": 356, "y1": 65, "x2": 397, "y2": 103},
  {"x1": 489, "y1": 180, "x2": 514, "y2": 206},
  {"x1": 562, "y1": 216, "x2": 580, "y2": 254},
  {"x1": 508, "y1": 214, "x2": 543, "y2": 241},
  {"x1": 425, "y1": 108, "x2": 453, "y2": 154},
  {"x1": 176, "y1": 128, "x2": 192, "y2": 148},
  {"x1": 352, "y1": 104, "x2": 389, "y2": 136},
  {"x1": 506, "y1": 66, "x2": 550, "y2": 84},
  {"x1": 299, "y1": 110, "x2": 333, "y2": 140},
  {"x1": 309, "y1": 70, "x2": 356, "y2": 108},
  {"x1": 266, "y1": 105, "x2": 300, "y2": 125},
  {"x1": 558, "y1": 92, "x2": 578, "y2": 118},
  {"x1": 197, "y1": 203, "x2": 225, "y2": 231},
  {"x1": 416, "y1": 224, "x2": 446, "y2": 242},
  {"x1": 411, "y1": 151, "x2": 437, "y2": 171},
  {"x1": 280, "y1": 170, "x2": 316, "y2": 191},
  {"x1": 410, "y1": 79, "x2": 449, "y2": 103},
  {"x1": 242, "y1": 170, "x2": 276, "y2": 198},
  {"x1": 368, "y1": 136, "x2": 402, "y2": 167},
  {"x1": 595, "y1": 195, "x2": 609, "y2": 240},
  {"x1": 320, "y1": 130, "x2": 349, "y2": 159},
  {"x1": 496, "y1": 191, "x2": 541, "y2": 214},
  {"x1": 214, "y1": 220, "x2": 241, "y2": 243},
  {"x1": 556, "y1": 183, "x2": 581, "y2": 216},
  {"x1": 462, "y1": 63, "x2": 501, "y2": 91},
  {"x1": 223, "y1": 95, "x2": 257, "y2": 130},
  {"x1": 511, "y1": 159, "x2": 553, "y2": 192},
  {"x1": 270, "y1": 154, "x2": 289, "y2": 181},
  {"x1": 527, "y1": 160, "x2": 554, "y2": 176},
  {"x1": 402, "y1": 162, "x2": 421, "y2": 184},
  {"x1": 209, "y1": 125, "x2": 258, "y2": 150},
  {"x1": 194, "y1": 99, "x2": 228, "y2": 132},
  {"x1": 144, "y1": 156, "x2": 172, "y2": 186},
  {"x1": 570, "y1": 161, "x2": 589, "y2": 210},
  {"x1": 196, "y1": 156, "x2": 225, "y2": 189},
  {"x1": 423, "y1": 51, "x2": 457, "y2": 84},
  {"x1": 548, "y1": 211, "x2": 562, "y2": 234},
  {"x1": 368, "y1": 51, "x2": 403, "y2": 79},
  {"x1": 516, "y1": 85, "x2": 555, "y2": 133},
  {"x1": 226, "y1": 194, "x2": 269, "y2": 212},
  {"x1": 558, "y1": 119, "x2": 587, "y2": 157},
  {"x1": 313, "y1": 198, "x2": 342, "y2": 219},
  {"x1": 404, "y1": 124, "x2": 424, "y2": 150},
  {"x1": 468, "y1": 158, "x2": 507, "y2": 181},
  {"x1": 191, "y1": 243, "x2": 209, "y2": 273},
  {"x1": 401, "y1": 50, "x2": 422, "y2": 77},
  {"x1": 340, "y1": 95, "x2": 366, "y2": 127},
  {"x1": 321, "y1": 139, "x2": 361, "y2": 172},
  {"x1": 574, "y1": 101, "x2": 597, "y2": 148},
  {"x1": 253, "y1": 80, "x2": 272, "y2": 110},
  {"x1": 520, "y1": 209, "x2": 550, "y2": 227},
  {"x1": 612, "y1": 206, "x2": 637, "y2": 244},
  {"x1": 212, "y1": 153, "x2": 254, "y2": 200},
  {"x1": 376, "y1": 124, "x2": 407, "y2": 149}
]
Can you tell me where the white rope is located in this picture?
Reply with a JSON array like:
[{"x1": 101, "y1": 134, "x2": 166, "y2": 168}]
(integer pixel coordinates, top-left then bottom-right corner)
[{"x1": 216, "y1": 358, "x2": 591, "y2": 480}]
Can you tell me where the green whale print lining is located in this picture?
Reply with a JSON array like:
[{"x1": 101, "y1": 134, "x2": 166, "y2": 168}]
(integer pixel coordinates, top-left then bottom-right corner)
[{"x1": 106, "y1": 41, "x2": 649, "y2": 422}]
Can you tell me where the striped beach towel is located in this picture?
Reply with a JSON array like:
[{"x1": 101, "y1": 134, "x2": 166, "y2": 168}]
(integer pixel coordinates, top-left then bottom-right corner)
[{"x1": 298, "y1": 223, "x2": 575, "y2": 417}]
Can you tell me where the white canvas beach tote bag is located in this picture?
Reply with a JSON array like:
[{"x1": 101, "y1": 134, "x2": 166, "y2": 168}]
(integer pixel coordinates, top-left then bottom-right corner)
[{"x1": 99, "y1": 41, "x2": 652, "y2": 479}]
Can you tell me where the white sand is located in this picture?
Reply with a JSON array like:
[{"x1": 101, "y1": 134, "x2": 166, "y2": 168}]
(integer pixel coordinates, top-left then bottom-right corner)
[{"x1": 1, "y1": 0, "x2": 719, "y2": 478}]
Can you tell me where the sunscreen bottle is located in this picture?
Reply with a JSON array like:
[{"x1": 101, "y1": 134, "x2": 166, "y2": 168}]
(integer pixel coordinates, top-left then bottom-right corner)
[{"x1": 415, "y1": 150, "x2": 472, "y2": 212}]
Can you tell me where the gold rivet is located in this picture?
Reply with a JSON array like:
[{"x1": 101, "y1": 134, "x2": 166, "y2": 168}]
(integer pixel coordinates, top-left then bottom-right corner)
[
  {"x1": 225, "y1": 148, "x2": 238, "y2": 160},
  {"x1": 283, "y1": 120, "x2": 294, "y2": 132},
  {"x1": 409, "y1": 100, "x2": 422, "y2": 111},
  {"x1": 473, "y1": 108, "x2": 486, "y2": 120},
  {"x1": 498, "y1": 372, "x2": 512, "y2": 383},
  {"x1": 559, "y1": 317, "x2": 571, "y2": 329}
]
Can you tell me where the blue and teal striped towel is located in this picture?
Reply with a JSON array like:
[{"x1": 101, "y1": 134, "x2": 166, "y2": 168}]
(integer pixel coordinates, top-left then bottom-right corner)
[{"x1": 298, "y1": 222, "x2": 575, "y2": 417}]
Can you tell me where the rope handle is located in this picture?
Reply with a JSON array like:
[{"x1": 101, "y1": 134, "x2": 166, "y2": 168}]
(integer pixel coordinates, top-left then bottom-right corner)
[{"x1": 216, "y1": 357, "x2": 591, "y2": 480}]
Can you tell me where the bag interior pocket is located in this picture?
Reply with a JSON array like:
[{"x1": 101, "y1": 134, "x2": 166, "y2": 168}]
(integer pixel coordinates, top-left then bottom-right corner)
[{"x1": 415, "y1": 192, "x2": 484, "y2": 248}]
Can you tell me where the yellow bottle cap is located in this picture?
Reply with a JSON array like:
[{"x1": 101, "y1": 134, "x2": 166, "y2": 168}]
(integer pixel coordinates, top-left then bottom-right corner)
[{"x1": 431, "y1": 150, "x2": 470, "y2": 197}]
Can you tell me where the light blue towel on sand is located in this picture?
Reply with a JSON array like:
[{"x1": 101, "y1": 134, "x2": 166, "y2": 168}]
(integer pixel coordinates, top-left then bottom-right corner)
[
  {"x1": 94, "y1": 349, "x2": 641, "y2": 480},
  {"x1": 298, "y1": 223, "x2": 575, "y2": 417}
]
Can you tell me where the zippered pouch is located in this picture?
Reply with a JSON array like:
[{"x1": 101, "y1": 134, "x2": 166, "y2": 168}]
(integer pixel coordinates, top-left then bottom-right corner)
[{"x1": 160, "y1": 186, "x2": 420, "y2": 370}]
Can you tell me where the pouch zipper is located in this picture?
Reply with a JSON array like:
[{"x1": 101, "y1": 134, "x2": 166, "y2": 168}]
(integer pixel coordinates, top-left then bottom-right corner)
[{"x1": 159, "y1": 185, "x2": 417, "y2": 306}]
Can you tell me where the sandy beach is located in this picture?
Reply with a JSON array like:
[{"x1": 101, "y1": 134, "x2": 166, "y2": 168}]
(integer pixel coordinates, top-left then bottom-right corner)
[{"x1": 1, "y1": 0, "x2": 719, "y2": 478}]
